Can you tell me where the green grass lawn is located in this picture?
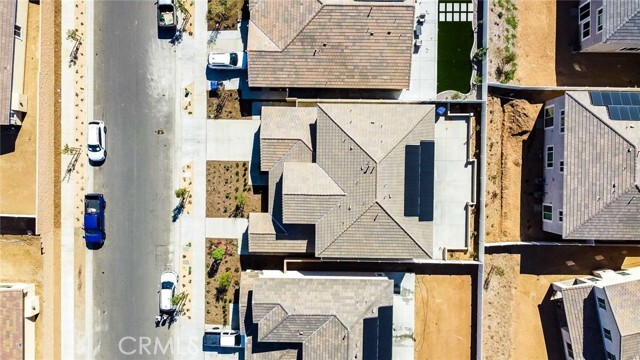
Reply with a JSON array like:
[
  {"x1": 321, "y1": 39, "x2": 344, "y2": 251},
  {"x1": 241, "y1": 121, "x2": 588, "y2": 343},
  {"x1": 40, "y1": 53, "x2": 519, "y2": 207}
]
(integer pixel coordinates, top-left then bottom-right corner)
[{"x1": 437, "y1": 21, "x2": 473, "y2": 94}]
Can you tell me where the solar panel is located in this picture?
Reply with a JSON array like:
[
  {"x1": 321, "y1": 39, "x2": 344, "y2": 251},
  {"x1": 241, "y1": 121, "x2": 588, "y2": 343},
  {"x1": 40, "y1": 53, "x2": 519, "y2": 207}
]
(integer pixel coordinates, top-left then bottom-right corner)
[
  {"x1": 631, "y1": 93, "x2": 640, "y2": 106},
  {"x1": 611, "y1": 92, "x2": 622, "y2": 105},
  {"x1": 591, "y1": 92, "x2": 604, "y2": 106},
  {"x1": 602, "y1": 92, "x2": 612, "y2": 105},
  {"x1": 621, "y1": 92, "x2": 632, "y2": 105},
  {"x1": 608, "y1": 105, "x2": 640, "y2": 121}
]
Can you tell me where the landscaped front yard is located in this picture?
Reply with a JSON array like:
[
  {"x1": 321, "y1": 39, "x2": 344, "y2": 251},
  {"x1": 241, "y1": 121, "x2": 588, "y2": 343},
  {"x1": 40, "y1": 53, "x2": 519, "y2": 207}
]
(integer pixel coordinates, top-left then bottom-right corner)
[
  {"x1": 205, "y1": 238, "x2": 240, "y2": 325},
  {"x1": 207, "y1": 0, "x2": 245, "y2": 31},
  {"x1": 207, "y1": 89, "x2": 251, "y2": 119},
  {"x1": 206, "y1": 161, "x2": 264, "y2": 218}
]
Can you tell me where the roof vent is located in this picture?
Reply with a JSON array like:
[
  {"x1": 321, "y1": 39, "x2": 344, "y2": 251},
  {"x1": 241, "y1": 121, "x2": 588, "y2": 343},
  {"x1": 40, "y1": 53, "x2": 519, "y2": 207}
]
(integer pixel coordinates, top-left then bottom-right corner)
[{"x1": 299, "y1": 330, "x2": 304, "y2": 335}]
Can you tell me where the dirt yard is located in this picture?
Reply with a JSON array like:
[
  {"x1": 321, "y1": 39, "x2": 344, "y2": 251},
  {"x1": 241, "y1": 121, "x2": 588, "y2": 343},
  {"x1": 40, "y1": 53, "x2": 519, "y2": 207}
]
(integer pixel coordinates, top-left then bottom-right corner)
[
  {"x1": 483, "y1": 246, "x2": 640, "y2": 359},
  {"x1": 511, "y1": 0, "x2": 640, "y2": 86},
  {"x1": 415, "y1": 275, "x2": 472, "y2": 360},
  {"x1": 0, "y1": 2, "x2": 40, "y2": 215},
  {"x1": 207, "y1": 0, "x2": 244, "y2": 31},
  {"x1": 0, "y1": 235, "x2": 43, "y2": 359},
  {"x1": 206, "y1": 161, "x2": 264, "y2": 218},
  {"x1": 486, "y1": 96, "x2": 550, "y2": 243},
  {"x1": 205, "y1": 238, "x2": 240, "y2": 326},
  {"x1": 207, "y1": 90, "x2": 251, "y2": 119}
]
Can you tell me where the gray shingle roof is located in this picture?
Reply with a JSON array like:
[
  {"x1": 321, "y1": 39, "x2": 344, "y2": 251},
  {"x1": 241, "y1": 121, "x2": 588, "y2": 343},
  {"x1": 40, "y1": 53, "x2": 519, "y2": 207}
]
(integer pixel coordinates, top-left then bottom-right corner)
[
  {"x1": 604, "y1": 280, "x2": 640, "y2": 336},
  {"x1": 603, "y1": 0, "x2": 640, "y2": 43},
  {"x1": 563, "y1": 91, "x2": 640, "y2": 240},
  {"x1": 561, "y1": 285, "x2": 603, "y2": 360},
  {"x1": 0, "y1": 289, "x2": 24, "y2": 360},
  {"x1": 242, "y1": 273, "x2": 393, "y2": 360},
  {"x1": 0, "y1": 0, "x2": 17, "y2": 125},
  {"x1": 247, "y1": 0, "x2": 414, "y2": 89},
  {"x1": 253, "y1": 103, "x2": 435, "y2": 259}
]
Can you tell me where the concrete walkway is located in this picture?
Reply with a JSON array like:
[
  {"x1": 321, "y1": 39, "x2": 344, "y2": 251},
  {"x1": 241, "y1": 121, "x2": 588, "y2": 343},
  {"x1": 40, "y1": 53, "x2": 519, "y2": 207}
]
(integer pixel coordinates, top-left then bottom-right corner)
[
  {"x1": 391, "y1": 272, "x2": 415, "y2": 360},
  {"x1": 433, "y1": 116, "x2": 473, "y2": 252},
  {"x1": 205, "y1": 218, "x2": 248, "y2": 255},
  {"x1": 173, "y1": 0, "x2": 208, "y2": 357},
  {"x1": 399, "y1": 0, "x2": 438, "y2": 101}
]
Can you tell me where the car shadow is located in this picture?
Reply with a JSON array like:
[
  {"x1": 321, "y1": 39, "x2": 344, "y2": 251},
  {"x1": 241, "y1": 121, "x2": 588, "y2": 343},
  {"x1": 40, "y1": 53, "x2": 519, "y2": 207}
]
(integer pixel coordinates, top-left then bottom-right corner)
[
  {"x1": 158, "y1": 26, "x2": 177, "y2": 40},
  {"x1": 88, "y1": 157, "x2": 106, "y2": 167},
  {"x1": 205, "y1": 67, "x2": 246, "y2": 82}
]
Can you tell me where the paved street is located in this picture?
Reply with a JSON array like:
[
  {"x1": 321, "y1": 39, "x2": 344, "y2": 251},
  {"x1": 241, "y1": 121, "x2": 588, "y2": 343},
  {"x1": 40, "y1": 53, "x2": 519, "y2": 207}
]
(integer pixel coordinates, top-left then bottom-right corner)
[{"x1": 92, "y1": 0, "x2": 177, "y2": 358}]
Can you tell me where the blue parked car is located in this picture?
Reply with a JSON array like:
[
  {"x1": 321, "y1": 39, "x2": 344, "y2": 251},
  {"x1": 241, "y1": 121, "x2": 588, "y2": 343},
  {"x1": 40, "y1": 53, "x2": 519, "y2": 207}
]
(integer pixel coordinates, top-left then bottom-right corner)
[{"x1": 84, "y1": 193, "x2": 106, "y2": 245}]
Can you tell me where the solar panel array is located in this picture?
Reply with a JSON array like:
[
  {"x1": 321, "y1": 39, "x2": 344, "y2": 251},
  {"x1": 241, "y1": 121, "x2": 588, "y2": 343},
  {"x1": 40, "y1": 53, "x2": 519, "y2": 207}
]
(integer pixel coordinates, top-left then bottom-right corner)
[{"x1": 589, "y1": 92, "x2": 640, "y2": 121}]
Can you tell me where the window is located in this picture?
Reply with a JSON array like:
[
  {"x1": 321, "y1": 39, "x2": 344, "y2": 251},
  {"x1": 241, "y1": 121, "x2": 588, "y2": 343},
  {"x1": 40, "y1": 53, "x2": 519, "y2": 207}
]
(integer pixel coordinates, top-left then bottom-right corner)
[
  {"x1": 13, "y1": 25, "x2": 21, "y2": 39},
  {"x1": 567, "y1": 342, "x2": 574, "y2": 359},
  {"x1": 604, "y1": 328, "x2": 612, "y2": 341},
  {"x1": 579, "y1": 3, "x2": 590, "y2": 22},
  {"x1": 619, "y1": 271, "x2": 631, "y2": 276},
  {"x1": 596, "y1": 8, "x2": 603, "y2": 32},
  {"x1": 598, "y1": 297, "x2": 606, "y2": 310},
  {"x1": 546, "y1": 146, "x2": 554, "y2": 168},
  {"x1": 582, "y1": 20, "x2": 591, "y2": 40},
  {"x1": 559, "y1": 210, "x2": 563, "y2": 222},
  {"x1": 560, "y1": 160, "x2": 564, "y2": 173},
  {"x1": 560, "y1": 110, "x2": 565, "y2": 133},
  {"x1": 607, "y1": 352, "x2": 616, "y2": 360},
  {"x1": 543, "y1": 204, "x2": 553, "y2": 222},
  {"x1": 620, "y1": 47, "x2": 640, "y2": 52},
  {"x1": 544, "y1": 106, "x2": 554, "y2": 128},
  {"x1": 579, "y1": 2, "x2": 591, "y2": 40}
]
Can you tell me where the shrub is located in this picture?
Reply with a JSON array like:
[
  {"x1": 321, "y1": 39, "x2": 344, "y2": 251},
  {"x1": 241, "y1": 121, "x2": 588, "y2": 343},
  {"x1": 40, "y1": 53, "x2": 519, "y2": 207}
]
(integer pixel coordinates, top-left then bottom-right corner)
[
  {"x1": 175, "y1": 187, "x2": 188, "y2": 199},
  {"x1": 210, "y1": 247, "x2": 225, "y2": 261},
  {"x1": 505, "y1": 14, "x2": 518, "y2": 30},
  {"x1": 218, "y1": 272, "x2": 232, "y2": 290}
]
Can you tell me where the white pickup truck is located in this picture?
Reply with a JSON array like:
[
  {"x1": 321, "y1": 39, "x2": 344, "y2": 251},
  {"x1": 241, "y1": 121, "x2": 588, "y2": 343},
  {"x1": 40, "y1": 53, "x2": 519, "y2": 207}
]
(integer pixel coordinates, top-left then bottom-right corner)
[
  {"x1": 203, "y1": 326, "x2": 245, "y2": 350},
  {"x1": 157, "y1": 0, "x2": 177, "y2": 29}
]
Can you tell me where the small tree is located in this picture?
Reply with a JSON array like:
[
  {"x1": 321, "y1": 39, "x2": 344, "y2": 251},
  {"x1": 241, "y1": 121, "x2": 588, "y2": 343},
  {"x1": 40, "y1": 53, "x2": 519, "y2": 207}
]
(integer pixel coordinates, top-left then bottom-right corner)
[
  {"x1": 175, "y1": 187, "x2": 188, "y2": 199},
  {"x1": 172, "y1": 291, "x2": 188, "y2": 305},
  {"x1": 66, "y1": 28, "x2": 81, "y2": 42},
  {"x1": 210, "y1": 247, "x2": 225, "y2": 262},
  {"x1": 218, "y1": 272, "x2": 232, "y2": 291},
  {"x1": 233, "y1": 192, "x2": 246, "y2": 217}
]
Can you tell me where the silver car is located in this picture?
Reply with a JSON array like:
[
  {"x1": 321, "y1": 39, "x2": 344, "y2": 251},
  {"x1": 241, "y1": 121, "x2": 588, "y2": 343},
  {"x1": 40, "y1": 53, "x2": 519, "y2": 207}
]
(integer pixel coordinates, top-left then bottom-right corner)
[
  {"x1": 159, "y1": 270, "x2": 178, "y2": 314},
  {"x1": 87, "y1": 120, "x2": 106, "y2": 164}
]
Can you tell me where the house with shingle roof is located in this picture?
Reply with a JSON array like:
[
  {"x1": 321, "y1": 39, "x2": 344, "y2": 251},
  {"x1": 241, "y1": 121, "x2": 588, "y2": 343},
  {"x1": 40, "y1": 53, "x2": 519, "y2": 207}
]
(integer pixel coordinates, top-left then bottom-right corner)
[
  {"x1": 552, "y1": 268, "x2": 640, "y2": 360},
  {"x1": 247, "y1": 0, "x2": 414, "y2": 89},
  {"x1": 576, "y1": 0, "x2": 640, "y2": 53},
  {"x1": 249, "y1": 103, "x2": 437, "y2": 260},
  {"x1": 0, "y1": 283, "x2": 39, "y2": 360},
  {"x1": 0, "y1": 0, "x2": 29, "y2": 126},
  {"x1": 542, "y1": 91, "x2": 640, "y2": 241},
  {"x1": 239, "y1": 270, "x2": 394, "y2": 360}
]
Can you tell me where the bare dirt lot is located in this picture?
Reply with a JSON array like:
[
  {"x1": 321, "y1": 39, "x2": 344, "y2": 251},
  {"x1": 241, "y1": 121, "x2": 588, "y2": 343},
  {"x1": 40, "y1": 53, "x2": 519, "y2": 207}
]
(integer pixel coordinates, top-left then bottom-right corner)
[
  {"x1": 483, "y1": 246, "x2": 640, "y2": 359},
  {"x1": 486, "y1": 96, "x2": 553, "y2": 243},
  {"x1": 206, "y1": 161, "x2": 264, "y2": 218},
  {"x1": 0, "y1": 235, "x2": 43, "y2": 359},
  {"x1": 513, "y1": 0, "x2": 640, "y2": 86},
  {"x1": 207, "y1": 90, "x2": 252, "y2": 119},
  {"x1": 415, "y1": 275, "x2": 472, "y2": 360},
  {"x1": 205, "y1": 238, "x2": 240, "y2": 326}
]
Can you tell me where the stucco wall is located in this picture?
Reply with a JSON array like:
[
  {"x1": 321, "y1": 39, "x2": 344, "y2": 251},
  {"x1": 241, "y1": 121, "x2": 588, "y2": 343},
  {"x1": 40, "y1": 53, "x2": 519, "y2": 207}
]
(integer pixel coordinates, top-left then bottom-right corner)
[
  {"x1": 11, "y1": 0, "x2": 28, "y2": 106},
  {"x1": 542, "y1": 96, "x2": 565, "y2": 236},
  {"x1": 594, "y1": 287, "x2": 622, "y2": 359}
]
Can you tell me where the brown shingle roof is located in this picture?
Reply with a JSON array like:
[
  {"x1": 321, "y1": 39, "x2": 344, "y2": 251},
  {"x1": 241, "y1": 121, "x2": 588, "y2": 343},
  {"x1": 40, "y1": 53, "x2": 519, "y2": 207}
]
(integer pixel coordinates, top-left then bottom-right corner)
[
  {"x1": 0, "y1": 0, "x2": 17, "y2": 125},
  {"x1": 0, "y1": 290, "x2": 24, "y2": 360},
  {"x1": 248, "y1": 0, "x2": 414, "y2": 89}
]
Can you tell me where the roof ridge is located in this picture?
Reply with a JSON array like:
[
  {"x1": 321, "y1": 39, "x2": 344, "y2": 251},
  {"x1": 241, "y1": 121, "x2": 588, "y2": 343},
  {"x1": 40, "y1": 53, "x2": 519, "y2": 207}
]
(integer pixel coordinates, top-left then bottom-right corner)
[
  {"x1": 351, "y1": 280, "x2": 393, "y2": 328},
  {"x1": 317, "y1": 201, "x2": 378, "y2": 255},
  {"x1": 301, "y1": 315, "x2": 343, "y2": 346},
  {"x1": 607, "y1": 7, "x2": 640, "y2": 40},
  {"x1": 258, "y1": 305, "x2": 289, "y2": 341},
  {"x1": 279, "y1": 0, "x2": 325, "y2": 50},
  {"x1": 248, "y1": 19, "x2": 282, "y2": 51},
  {"x1": 267, "y1": 139, "x2": 313, "y2": 173},
  {"x1": 377, "y1": 106, "x2": 432, "y2": 164},
  {"x1": 374, "y1": 201, "x2": 430, "y2": 255},
  {"x1": 565, "y1": 186, "x2": 638, "y2": 238}
]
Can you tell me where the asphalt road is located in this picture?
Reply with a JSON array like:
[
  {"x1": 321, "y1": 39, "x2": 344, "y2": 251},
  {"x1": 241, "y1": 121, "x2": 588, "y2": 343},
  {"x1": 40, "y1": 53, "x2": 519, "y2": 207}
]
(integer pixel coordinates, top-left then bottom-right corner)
[{"x1": 92, "y1": 0, "x2": 177, "y2": 358}]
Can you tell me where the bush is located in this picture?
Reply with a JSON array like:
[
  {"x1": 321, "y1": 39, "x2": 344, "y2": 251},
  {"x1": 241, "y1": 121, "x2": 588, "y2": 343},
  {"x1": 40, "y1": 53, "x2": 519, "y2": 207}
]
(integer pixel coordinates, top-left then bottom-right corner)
[
  {"x1": 503, "y1": 51, "x2": 517, "y2": 65},
  {"x1": 208, "y1": 0, "x2": 241, "y2": 24},
  {"x1": 175, "y1": 187, "x2": 188, "y2": 199},
  {"x1": 210, "y1": 247, "x2": 225, "y2": 261},
  {"x1": 218, "y1": 272, "x2": 232, "y2": 290},
  {"x1": 505, "y1": 14, "x2": 518, "y2": 30}
]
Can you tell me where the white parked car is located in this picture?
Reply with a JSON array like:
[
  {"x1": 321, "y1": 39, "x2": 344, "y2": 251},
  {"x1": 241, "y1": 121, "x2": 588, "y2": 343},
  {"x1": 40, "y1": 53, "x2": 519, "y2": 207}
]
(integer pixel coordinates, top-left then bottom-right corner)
[
  {"x1": 207, "y1": 52, "x2": 246, "y2": 70},
  {"x1": 159, "y1": 270, "x2": 178, "y2": 314},
  {"x1": 87, "y1": 120, "x2": 106, "y2": 164}
]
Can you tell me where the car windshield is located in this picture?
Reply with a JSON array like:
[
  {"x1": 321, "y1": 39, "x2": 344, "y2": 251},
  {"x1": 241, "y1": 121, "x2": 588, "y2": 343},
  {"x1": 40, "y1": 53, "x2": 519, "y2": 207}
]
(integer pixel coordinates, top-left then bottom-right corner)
[
  {"x1": 229, "y1": 53, "x2": 238, "y2": 66},
  {"x1": 88, "y1": 144, "x2": 100, "y2": 151},
  {"x1": 161, "y1": 281, "x2": 173, "y2": 290}
]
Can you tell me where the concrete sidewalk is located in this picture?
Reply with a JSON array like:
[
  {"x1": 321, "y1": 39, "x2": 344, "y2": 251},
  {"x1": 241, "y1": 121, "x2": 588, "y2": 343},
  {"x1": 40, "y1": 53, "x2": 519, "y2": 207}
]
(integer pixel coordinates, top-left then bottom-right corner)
[{"x1": 173, "y1": 0, "x2": 208, "y2": 358}]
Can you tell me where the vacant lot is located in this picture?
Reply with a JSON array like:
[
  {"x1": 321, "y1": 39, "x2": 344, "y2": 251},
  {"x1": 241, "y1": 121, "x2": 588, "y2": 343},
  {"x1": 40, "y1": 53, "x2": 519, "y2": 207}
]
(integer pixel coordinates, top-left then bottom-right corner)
[
  {"x1": 514, "y1": 0, "x2": 640, "y2": 86},
  {"x1": 205, "y1": 238, "x2": 240, "y2": 326},
  {"x1": 415, "y1": 275, "x2": 472, "y2": 360},
  {"x1": 0, "y1": 236, "x2": 43, "y2": 359},
  {"x1": 207, "y1": 90, "x2": 251, "y2": 119},
  {"x1": 206, "y1": 161, "x2": 264, "y2": 218},
  {"x1": 486, "y1": 96, "x2": 550, "y2": 243},
  {"x1": 483, "y1": 246, "x2": 640, "y2": 359}
]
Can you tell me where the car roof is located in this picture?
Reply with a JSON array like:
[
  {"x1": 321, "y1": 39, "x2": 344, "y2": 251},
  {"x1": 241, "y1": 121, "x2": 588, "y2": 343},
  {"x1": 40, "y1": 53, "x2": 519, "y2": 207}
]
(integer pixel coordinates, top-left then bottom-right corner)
[
  {"x1": 208, "y1": 53, "x2": 231, "y2": 65},
  {"x1": 88, "y1": 123, "x2": 100, "y2": 145}
]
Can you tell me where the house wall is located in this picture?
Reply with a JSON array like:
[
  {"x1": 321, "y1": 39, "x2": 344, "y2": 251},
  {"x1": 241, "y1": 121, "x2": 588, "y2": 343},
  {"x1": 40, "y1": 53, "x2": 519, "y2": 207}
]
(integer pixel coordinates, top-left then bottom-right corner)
[
  {"x1": 561, "y1": 327, "x2": 573, "y2": 360},
  {"x1": 581, "y1": 41, "x2": 640, "y2": 53},
  {"x1": 542, "y1": 96, "x2": 565, "y2": 236},
  {"x1": 11, "y1": 0, "x2": 28, "y2": 113},
  {"x1": 579, "y1": 0, "x2": 604, "y2": 51},
  {"x1": 594, "y1": 287, "x2": 622, "y2": 359}
]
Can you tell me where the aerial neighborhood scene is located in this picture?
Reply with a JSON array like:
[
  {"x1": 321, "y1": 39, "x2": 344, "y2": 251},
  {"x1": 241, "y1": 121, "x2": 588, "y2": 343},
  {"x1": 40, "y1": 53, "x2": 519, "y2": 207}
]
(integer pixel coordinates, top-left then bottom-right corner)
[{"x1": 2, "y1": 0, "x2": 640, "y2": 358}]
